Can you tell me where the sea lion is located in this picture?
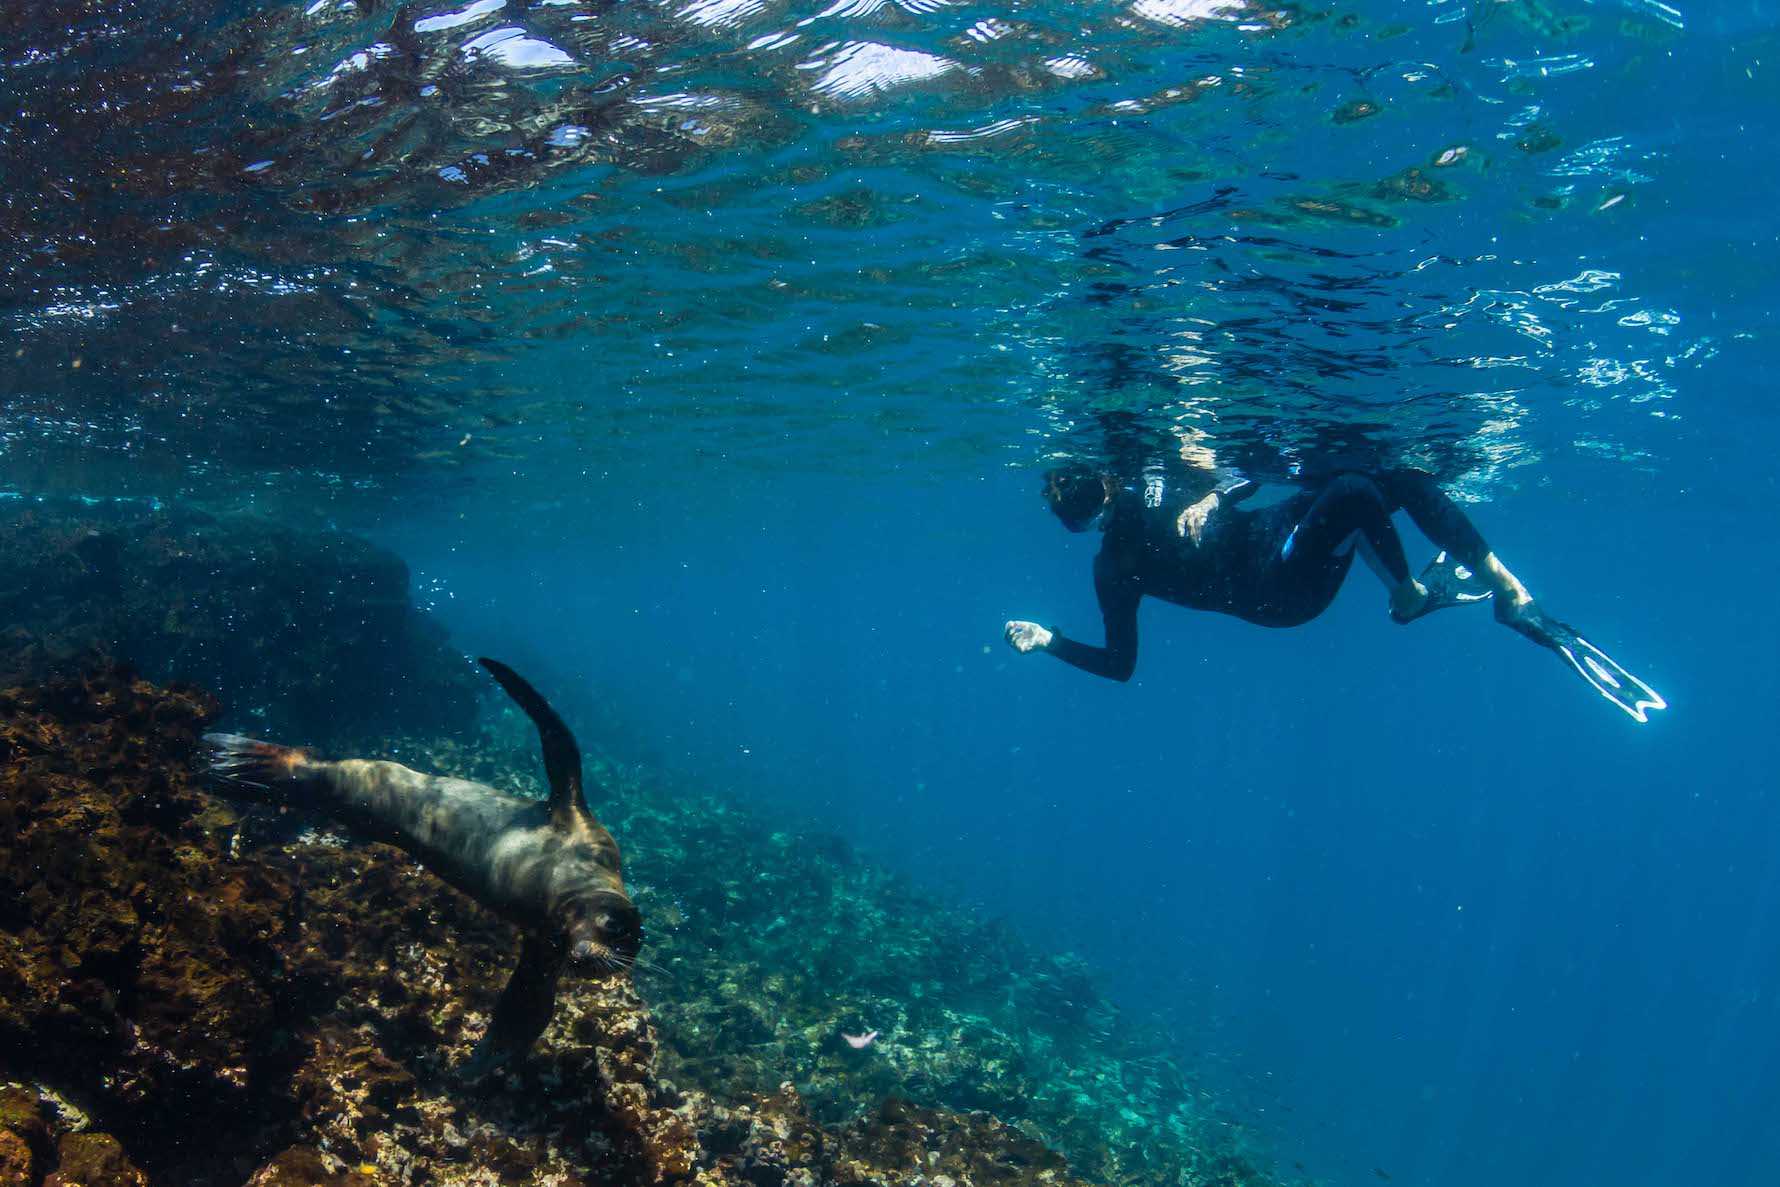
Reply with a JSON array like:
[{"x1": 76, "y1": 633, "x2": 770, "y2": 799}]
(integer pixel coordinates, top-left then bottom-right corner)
[{"x1": 203, "y1": 657, "x2": 642, "y2": 1077}]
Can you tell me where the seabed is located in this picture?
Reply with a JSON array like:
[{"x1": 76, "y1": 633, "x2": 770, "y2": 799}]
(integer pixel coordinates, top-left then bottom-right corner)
[{"x1": 0, "y1": 502, "x2": 1274, "y2": 1187}]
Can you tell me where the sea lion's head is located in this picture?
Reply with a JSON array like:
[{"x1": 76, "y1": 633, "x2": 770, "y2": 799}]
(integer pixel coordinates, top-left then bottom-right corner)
[
  {"x1": 563, "y1": 886, "x2": 644, "y2": 976},
  {"x1": 547, "y1": 831, "x2": 643, "y2": 976}
]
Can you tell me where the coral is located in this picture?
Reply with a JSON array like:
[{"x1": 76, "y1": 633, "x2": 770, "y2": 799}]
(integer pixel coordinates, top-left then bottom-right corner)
[
  {"x1": 0, "y1": 501, "x2": 476, "y2": 748},
  {"x1": 332, "y1": 718, "x2": 1278, "y2": 1187},
  {"x1": 0, "y1": 666, "x2": 1275, "y2": 1187},
  {"x1": 549, "y1": 746, "x2": 1267, "y2": 1187},
  {"x1": 830, "y1": 1097, "x2": 1081, "y2": 1187}
]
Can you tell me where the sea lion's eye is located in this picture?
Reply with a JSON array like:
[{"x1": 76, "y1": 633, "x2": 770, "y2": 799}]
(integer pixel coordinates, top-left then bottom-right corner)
[{"x1": 595, "y1": 913, "x2": 613, "y2": 932}]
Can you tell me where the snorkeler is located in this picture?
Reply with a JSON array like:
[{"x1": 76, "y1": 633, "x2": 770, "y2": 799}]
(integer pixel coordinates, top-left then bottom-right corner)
[{"x1": 1004, "y1": 463, "x2": 1666, "y2": 722}]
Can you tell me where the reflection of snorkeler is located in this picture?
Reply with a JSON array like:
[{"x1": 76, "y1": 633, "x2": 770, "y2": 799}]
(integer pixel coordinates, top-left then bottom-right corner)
[{"x1": 1004, "y1": 463, "x2": 1666, "y2": 722}]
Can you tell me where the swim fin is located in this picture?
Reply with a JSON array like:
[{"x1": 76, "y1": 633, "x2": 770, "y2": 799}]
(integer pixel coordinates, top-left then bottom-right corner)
[
  {"x1": 1390, "y1": 551, "x2": 1495, "y2": 624},
  {"x1": 1499, "y1": 602, "x2": 1668, "y2": 723}
]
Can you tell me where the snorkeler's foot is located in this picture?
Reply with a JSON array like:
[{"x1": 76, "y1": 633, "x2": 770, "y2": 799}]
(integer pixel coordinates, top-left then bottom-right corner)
[
  {"x1": 1388, "y1": 579, "x2": 1431, "y2": 623},
  {"x1": 1390, "y1": 552, "x2": 1494, "y2": 624},
  {"x1": 1497, "y1": 600, "x2": 1668, "y2": 723}
]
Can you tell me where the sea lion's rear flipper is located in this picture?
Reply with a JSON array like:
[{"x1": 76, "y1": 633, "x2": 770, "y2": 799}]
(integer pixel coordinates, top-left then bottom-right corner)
[
  {"x1": 201, "y1": 734, "x2": 310, "y2": 797},
  {"x1": 478, "y1": 658, "x2": 589, "y2": 830},
  {"x1": 459, "y1": 934, "x2": 565, "y2": 1081}
]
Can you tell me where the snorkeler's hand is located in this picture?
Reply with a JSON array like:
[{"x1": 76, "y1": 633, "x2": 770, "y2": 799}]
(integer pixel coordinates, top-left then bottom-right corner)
[
  {"x1": 1004, "y1": 621, "x2": 1053, "y2": 653},
  {"x1": 1175, "y1": 492, "x2": 1219, "y2": 545}
]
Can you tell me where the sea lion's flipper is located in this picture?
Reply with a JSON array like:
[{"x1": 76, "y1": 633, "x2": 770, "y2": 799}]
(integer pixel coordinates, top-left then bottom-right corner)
[
  {"x1": 202, "y1": 734, "x2": 309, "y2": 797},
  {"x1": 478, "y1": 658, "x2": 588, "y2": 829},
  {"x1": 459, "y1": 934, "x2": 566, "y2": 1081}
]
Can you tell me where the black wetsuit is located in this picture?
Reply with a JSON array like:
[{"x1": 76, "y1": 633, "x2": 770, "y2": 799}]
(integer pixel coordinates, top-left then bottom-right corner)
[{"x1": 1046, "y1": 469, "x2": 1493, "y2": 681}]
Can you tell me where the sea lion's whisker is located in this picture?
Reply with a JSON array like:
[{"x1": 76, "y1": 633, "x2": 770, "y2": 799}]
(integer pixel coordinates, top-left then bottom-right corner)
[{"x1": 621, "y1": 953, "x2": 668, "y2": 977}]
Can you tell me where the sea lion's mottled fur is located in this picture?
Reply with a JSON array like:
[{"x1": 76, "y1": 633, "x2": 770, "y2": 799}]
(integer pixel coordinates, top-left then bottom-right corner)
[{"x1": 205, "y1": 658, "x2": 640, "y2": 1075}]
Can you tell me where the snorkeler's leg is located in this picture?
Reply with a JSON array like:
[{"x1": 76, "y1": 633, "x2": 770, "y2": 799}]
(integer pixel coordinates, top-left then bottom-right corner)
[
  {"x1": 1376, "y1": 470, "x2": 1665, "y2": 720},
  {"x1": 1280, "y1": 474, "x2": 1424, "y2": 617},
  {"x1": 1379, "y1": 469, "x2": 1532, "y2": 616}
]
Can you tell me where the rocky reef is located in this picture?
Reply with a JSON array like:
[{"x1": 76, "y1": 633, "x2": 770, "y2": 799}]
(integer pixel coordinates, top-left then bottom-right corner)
[
  {"x1": 0, "y1": 500, "x2": 477, "y2": 747},
  {"x1": 0, "y1": 665, "x2": 1272, "y2": 1187}
]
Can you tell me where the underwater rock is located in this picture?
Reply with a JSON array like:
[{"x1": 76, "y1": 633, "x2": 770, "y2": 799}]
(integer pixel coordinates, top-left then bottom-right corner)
[
  {"x1": 0, "y1": 1127, "x2": 33, "y2": 1185},
  {"x1": 0, "y1": 1085, "x2": 51, "y2": 1184},
  {"x1": 0, "y1": 669, "x2": 289, "y2": 1176},
  {"x1": 0, "y1": 666, "x2": 616, "y2": 1183},
  {"x1": 685, "y1": 1088, "x2": 1091, "y2": 1187},
  {"x1": 45, "y1": 1133, "x2": 150, "y2": 1187},
  {"x1": 0, "y1": 500, "x2": 477, "y2": 748},
  {"x1": 0, "y1": 1083, "x2": 152, "y2": 1187},
  {"x1": 243, "y1": 1147, "x2": 379, "y2": 1187},
  {"x1": 0, "y1": 665, "x2": 1275, "y2": 1186},
  {"x1": 830, "y1": 1097, "x2": 1082, "y2": 1187},
  {"x1": 716, "y1": 1082, "x2": 827, "y2": 1187}
]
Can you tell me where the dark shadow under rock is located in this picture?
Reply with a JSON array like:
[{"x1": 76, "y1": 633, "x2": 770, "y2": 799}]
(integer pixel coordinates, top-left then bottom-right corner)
[{"x1": 0, "y1": 500, "x2": 477, "y2": 749}]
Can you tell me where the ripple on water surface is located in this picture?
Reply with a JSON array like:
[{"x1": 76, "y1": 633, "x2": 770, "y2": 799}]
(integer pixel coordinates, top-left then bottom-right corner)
[{"x1": 0, "y1": 0, "x2": 1722, "y2": 506}]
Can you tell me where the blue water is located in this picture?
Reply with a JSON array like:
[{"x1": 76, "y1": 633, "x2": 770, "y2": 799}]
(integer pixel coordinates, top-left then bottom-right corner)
[
  {"x1": 392, "y1": 453, "x2": 1780, "y2": 1187},
  {"x1": 6, "y1": 0, "x2": 1780, "y2": 1184}
]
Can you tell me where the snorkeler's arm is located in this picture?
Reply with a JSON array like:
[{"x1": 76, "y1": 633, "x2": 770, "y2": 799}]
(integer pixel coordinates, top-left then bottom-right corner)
[
  {"x1": 1214, "y1": 475, "x2": 1257, "y2": 506},
  {"x1": 1044, "y1": 565, "x2": 1139, "y2": 682}
]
